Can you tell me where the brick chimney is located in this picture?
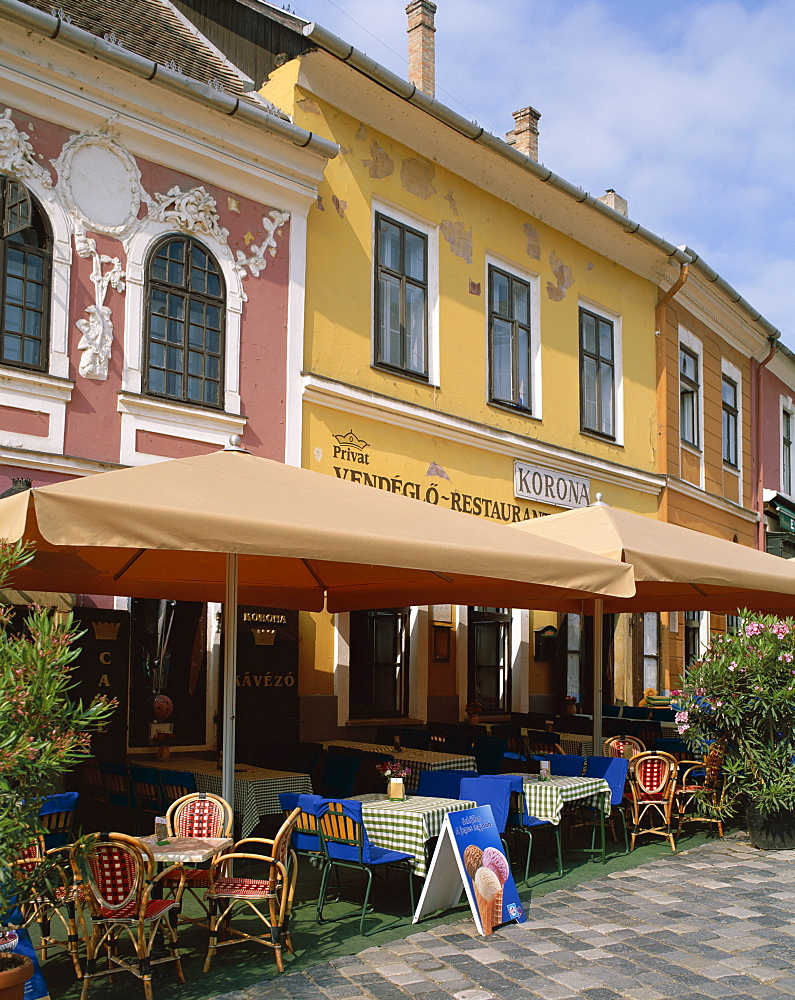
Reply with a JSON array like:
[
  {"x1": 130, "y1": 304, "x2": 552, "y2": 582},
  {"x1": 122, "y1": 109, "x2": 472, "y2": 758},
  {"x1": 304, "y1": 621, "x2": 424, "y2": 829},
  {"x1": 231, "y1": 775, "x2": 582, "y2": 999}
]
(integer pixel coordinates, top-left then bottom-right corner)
[
  {"x1": 406, "y1": 0, "x2": 437, "y2": 98},
  {"x1": 506, "y1": 106, "x2": 541, "y2": 161},
  {"x1": 598, "y1": 188, "x2": 628, "y2": 217}
]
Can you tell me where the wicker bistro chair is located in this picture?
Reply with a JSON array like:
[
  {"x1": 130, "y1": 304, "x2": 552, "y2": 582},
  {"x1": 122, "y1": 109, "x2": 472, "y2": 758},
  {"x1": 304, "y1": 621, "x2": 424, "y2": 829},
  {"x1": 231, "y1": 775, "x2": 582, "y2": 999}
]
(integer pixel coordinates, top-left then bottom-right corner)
[
  {"x1": 160, "y1": 792, "x2": 234, "y2": 919},
  {"x1": 603, "y1": 735, "x2": 646, "y2": 759},
  {"x1": 203, "y1": 807, "x2": 301, "y2": 974},
  {"x1": 39, "y1": 792, "x2": 80, "y2": 849},
  {"x1": 676, "y1": 742, "x2": 726, "y2": 837},
  {"x1": 627, "y1": 751, "x2": 679, "y2": 852},
  {"x1": 315, "y1": 799, "x2": 415, "y2": 936},
  {"x1": 78, "y1": 832, "x2": 186, "y2": 1000},
  {"x1": 13, "y1": 838, "x2": 87, "y2": 979}
]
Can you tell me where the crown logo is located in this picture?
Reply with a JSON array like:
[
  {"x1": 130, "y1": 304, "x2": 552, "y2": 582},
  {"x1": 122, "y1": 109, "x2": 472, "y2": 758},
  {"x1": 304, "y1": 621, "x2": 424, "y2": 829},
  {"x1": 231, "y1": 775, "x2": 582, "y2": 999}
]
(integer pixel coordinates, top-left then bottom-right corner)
[
  {"x1": 92, "y1": 621, "x2": 120, "y2": 640},
  {"x1": 333, "y1": 430, "x2": 368, "y2": 451},
  {"x1": 252, "y1": 628, "x2": 276, "y2": 646}
]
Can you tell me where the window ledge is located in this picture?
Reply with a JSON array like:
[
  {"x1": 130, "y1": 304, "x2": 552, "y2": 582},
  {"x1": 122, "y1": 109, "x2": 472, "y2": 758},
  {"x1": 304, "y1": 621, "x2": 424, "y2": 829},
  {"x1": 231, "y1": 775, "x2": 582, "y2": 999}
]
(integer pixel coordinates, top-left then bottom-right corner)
[
  {"x1": 487, "y1": 401, "x2": 540, "y2": 422},
  {"x1": 0, "y1": 366, "x2": 73, "y2": 403},
  {"x1": 680, "y1": 441, "x2": 702, "y2": 456},
  {"x1": 580, "y1": 428, "x2": 622, "y2": 448},
  {"x1": 117, "y1": 391, "x2": 246, "y2": 436},
  {"x1": 723, "y1": 463, "x2": 740, "y2": 475},
  {"x1": 372, "y1": 364, "x2": 434, "y2": 388}
]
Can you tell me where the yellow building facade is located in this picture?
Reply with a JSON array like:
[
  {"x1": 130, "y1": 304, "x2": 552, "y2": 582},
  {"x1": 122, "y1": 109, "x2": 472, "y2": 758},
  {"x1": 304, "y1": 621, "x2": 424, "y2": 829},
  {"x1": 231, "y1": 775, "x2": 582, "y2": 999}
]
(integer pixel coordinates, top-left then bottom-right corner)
[{"x1": 262, "y1": 47, "x2": 684, "y2": 740}]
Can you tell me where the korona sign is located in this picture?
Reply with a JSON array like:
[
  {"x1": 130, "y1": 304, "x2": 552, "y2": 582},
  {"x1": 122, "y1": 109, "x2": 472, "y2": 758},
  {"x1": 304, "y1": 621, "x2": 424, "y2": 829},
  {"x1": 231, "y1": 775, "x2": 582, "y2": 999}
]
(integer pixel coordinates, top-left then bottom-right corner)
[
  {"x1": 413, "y1": 805, "x2": 525, "y2": 936},
  {"x1": 514, "y1": 461, "x2": 591, "y2": 509}
]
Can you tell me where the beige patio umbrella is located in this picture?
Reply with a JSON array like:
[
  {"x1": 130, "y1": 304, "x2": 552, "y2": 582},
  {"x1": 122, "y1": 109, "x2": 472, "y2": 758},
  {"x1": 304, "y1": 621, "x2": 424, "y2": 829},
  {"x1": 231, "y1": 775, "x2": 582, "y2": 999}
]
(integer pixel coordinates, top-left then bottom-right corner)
[
  {"x1": 0, "y1": 445, "x2": 633, "y2": 801},
  {"x1": 518, "y1": 498, "x2": 795, "y2": 745}
]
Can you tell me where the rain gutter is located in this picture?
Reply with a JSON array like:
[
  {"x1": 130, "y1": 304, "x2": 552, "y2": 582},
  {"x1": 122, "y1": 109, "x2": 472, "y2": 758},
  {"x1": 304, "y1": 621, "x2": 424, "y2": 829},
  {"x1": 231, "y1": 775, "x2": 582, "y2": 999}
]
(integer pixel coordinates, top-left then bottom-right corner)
[
  {"x1": 303, "y1": 20, "x2": 784, "y2": 333},
  {"x1": 0, "y1": 0, "x2": 338, "y2": 159}
]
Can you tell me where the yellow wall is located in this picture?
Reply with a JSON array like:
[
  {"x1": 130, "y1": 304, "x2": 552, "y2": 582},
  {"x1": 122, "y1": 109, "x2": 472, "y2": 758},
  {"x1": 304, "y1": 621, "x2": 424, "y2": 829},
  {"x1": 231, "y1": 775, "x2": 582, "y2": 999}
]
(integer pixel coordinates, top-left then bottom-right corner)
[{"x1": 264, "y1": 67, "x2": 660, "y2": 474}]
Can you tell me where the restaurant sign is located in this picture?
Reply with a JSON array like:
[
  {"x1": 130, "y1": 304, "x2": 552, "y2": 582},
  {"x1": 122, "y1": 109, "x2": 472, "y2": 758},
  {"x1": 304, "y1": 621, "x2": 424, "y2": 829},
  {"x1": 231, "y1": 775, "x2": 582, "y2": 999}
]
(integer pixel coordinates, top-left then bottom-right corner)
[{"x1": 514, "y1": 461, "x2": 591, "y2": 509}]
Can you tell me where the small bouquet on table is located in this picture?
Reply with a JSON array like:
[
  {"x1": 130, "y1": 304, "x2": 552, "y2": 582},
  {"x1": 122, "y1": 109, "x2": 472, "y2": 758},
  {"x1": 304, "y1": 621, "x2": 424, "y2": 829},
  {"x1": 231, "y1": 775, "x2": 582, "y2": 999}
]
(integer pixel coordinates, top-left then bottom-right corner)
[{"x1": 375, "y1": 761, "x2": 412, "y2": 800}]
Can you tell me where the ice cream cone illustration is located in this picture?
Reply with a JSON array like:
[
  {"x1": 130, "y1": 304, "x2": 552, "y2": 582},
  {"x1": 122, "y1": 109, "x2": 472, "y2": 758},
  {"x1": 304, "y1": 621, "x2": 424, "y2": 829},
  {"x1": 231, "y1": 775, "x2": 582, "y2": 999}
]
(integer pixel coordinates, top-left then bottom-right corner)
[
  {"x1": 474, "y1": 866, "x2": 502, "y2": 934},
  {"x1": 463, "y1": 845, "x2": 483, "y2": 879}
]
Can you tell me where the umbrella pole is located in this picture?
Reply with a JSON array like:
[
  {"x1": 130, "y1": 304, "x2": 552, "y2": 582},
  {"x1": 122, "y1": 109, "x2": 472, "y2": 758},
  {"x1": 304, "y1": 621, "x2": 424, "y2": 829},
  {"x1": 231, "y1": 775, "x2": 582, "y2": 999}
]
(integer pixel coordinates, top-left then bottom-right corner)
[
  {"x1": 592, "y1": 599, "x2": 603, "y2": 755},
  {"x1": 222, "y1": 553, "x2": 238, "y2": 809}
]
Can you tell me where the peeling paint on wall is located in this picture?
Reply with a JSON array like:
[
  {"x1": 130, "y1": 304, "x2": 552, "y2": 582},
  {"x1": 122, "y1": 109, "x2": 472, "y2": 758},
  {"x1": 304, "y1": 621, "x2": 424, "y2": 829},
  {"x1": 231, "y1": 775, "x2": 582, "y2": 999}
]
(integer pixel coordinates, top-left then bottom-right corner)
[
  {"x1": 546, "y1": 251, "x2": 574, "y2": 301},
  {"x1": 469, "y1": 280, "x2": 481, "y2": 295},
  {"x1": 315, "y1": 194, "x2": 325, "y2": 211},
  {"x1": 355, "y1": 123, "x2": 367, "y2": 141},
  {"x1": 440, "y1": 220, "x2": 473, "y2": 263},
  {"x1": 523, "y1": 222, "x2": 540, "y2": 260},
  {"x1": 332, "y1": 195, "x2": 347, "y2": 218},
  {"x1": 338, "y1": 144, "x2": 352, "y2": 156},
  {"x1": 297, "y1": 97, "x2": 321, "y2": 116},
  {"x1": 362, "y1": 140, "x2": 394, "y2": 178},
  {"x1": 400, "y1": 156, "x2": 436, "y2": 199},
  {"x1": 445, "y1": 190, "x2": 458, "y2": 216}
]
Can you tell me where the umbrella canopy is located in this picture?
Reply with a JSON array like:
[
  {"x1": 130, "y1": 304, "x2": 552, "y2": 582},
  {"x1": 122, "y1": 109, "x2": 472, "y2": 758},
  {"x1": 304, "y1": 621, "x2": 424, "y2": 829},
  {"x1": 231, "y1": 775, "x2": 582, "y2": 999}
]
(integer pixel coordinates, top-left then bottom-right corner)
[
  {"x1": 0, "y1": 448, "x2": 634, "y2": 611},
  {"x1": 517, "y1": 500, "x2": 795, "y2": 613}
]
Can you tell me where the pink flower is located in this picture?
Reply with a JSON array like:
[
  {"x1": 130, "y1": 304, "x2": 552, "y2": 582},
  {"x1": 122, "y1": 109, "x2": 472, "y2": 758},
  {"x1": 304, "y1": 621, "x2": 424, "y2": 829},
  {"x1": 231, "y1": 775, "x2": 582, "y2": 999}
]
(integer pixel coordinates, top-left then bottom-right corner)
[
  {"x1": 772, "y1": 622, "x2": 791, "y2": 638},
  {"x1": 744, "y1": 623, "x2": 764, "y2": 637},
  {"x1": 675, "y1": 710, "x2": 689, "y2": 724}
]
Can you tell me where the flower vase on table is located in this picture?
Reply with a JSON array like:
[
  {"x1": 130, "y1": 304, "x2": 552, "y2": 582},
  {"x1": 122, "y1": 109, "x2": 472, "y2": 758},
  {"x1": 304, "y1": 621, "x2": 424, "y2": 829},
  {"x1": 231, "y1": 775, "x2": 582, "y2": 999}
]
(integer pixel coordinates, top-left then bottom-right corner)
[{"x1": 376, "y1": 761, "x2": 411, "y2": 800}]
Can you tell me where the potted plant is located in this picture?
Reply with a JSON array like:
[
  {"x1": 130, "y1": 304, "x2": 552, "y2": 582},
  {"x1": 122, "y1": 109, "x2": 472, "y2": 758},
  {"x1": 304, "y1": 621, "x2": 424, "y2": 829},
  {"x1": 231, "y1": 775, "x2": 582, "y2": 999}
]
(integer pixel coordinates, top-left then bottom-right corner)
[
  {"x1": 0, "y1": 540, "x2": 116, "y2": 991},
  {"x1": 151, "y1": 730, "x2": 176, "y2": 762},
  {"x1": 673, "y1": 610, "x2": 795, "y2": 849},
  {"x1": 375, "y1": 761, "x2": 411, "y2": 800},
  {"x1": 465, "y1": 701, "x2": 483, "y2": 726}
]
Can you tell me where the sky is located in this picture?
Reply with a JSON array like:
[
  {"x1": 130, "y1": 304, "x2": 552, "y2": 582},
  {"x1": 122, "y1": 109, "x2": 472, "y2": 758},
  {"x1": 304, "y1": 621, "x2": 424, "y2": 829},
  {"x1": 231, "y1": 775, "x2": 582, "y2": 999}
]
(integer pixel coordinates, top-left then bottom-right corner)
[{"x1": 281, "y1": 0, "x2": 795, "y2": 351}]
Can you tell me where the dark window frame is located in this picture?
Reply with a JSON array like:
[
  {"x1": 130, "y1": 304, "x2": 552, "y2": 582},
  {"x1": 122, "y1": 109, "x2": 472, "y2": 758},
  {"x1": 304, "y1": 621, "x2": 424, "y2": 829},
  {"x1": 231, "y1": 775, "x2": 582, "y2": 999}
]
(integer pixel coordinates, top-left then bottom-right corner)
[
  {"x1": 0, "y1": 176, "x2": 52, "y2": 373},
  {"x1": 467, "y1": 607, "x2": 512, "y2": 714},
  {"x1": 680, "y1": 345, "x2": 700, "y2": 448},
  {"x1": 373, "y1": 212, "x2": 429, "y2": 381},
  {"x1": 784, "y1": 409, "x2": 793, "y2": 495},
  {"x1": 488, "y1": 264, "x2": 533, "y2": 411},
  {"x1": 579, "y1": 306, "x2": 616, "y2": 439},
  {"x1": 349, "y1": 607, "x2": 411, "y2": 719},
  {"x1": 722, "y1": 375, "x2": 738, "y2": 467},
  {"x1": 143, "y1": 234, "x2": 226, "y2": 409}
]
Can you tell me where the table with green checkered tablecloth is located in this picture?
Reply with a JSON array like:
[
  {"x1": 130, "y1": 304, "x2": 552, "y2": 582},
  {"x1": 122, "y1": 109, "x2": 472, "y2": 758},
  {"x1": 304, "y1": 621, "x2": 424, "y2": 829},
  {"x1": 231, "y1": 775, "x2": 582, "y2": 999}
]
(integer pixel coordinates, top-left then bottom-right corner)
[
  {"x1": 352, "y1": 793, "x2": 477, "y2": 878},
  {"x1": 144, "y1": 756, "x2": 312, "y2": 838},
  {"x1": 507, "y1": 773, "x2": 611, "y2": 826},
  {"x1": 322, "y1": 741, "x2": 477, "y2": 792}
]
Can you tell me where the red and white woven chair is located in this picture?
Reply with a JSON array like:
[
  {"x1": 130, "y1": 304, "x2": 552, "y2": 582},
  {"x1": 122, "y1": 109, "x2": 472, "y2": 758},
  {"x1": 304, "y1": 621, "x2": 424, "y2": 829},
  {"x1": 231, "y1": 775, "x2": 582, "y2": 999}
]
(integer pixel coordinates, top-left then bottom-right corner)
[
  {"x1": 676, "y1": 742, "x2": 726, "y2": 837},
  {"x1": 161, "y1": 792, "x2": 233, "y2": 920},
  {"x1": 627, "y1": 751, "x2": 679, "y2": 852},
  {"x1": 12, "y1": 838, "x2": 86, "y2": 979},
  {"x1": 603, "y1": 735, "x2": 646, "y2": 759},
  {"x1": 203, "y1": 807, "x2": 300, "y2": 974},
  {"x1": 78, "y1": 833, "x2": 185, "y2": 1000}
]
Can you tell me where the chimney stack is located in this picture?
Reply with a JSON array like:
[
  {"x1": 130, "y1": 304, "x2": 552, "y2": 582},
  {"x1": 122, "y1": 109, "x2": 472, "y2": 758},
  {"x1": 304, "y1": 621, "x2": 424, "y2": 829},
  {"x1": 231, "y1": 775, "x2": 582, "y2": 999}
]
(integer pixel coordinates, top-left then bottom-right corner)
[
  {"x1": 506, "y1": 106, "x2": 541, "y2": 161},
  {"x1": 406, "y1": 0, "x2": 437, "y2": 98},
  {"x1": 598, "y1": 189, "x2": 628, "y2": 217}
]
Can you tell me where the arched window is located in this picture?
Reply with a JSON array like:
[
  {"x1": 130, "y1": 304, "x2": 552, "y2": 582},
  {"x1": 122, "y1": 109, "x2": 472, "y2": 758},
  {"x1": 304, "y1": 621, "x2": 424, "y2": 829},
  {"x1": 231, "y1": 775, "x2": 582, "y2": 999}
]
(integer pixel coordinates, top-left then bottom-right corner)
[
  {"x1": 0, "y1": 176, "x2": 51, "y2": 371},
  {"x1": 144, "y1": 235, "x2": 225, "y2": 407}
]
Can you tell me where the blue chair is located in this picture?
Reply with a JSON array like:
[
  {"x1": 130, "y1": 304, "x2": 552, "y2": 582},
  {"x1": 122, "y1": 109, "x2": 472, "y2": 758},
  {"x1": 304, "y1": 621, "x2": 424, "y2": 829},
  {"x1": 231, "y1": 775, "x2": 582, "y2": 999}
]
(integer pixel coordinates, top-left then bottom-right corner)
[
  {"x1": 497, "y1": 775, "x2": 564, "y2": 884},
  {"x1": 99, "y1": 761, "x2": 136, "y2": 808},
  {"x1": 318, "y1": 752, "x2": 361, "y2": 798},
  {"x1": 584, "y1": 755, "x2": 630, "y2": 856},
  {"x1": 158, "y1": 768, "x2": 197, "y2": 811},
  {"x1": 128, "y1": 764, "x2": 164, "y2": 833},
  {"x1": 39, "y1": 792, "x2": 79, "y2": 848},
  {"x1": 602, "y1": 705, "x2": 621, "y2": 717},
  {"x1": 620, "y1": 706, "x2": 651, "y2": 721},
  {"x1": 655, "y1": 737, "x2": 690, "y2": 759},
  {"x1": 414, "y1": 769, "x2": 478, "y2": 799},
  {"x1": 315, "y1": 798, "x2": 415, "y2": 935},
  {"x1": 459, "y1": 776, "x2": 514, "y2": 854},
  {"x1": 279, "y1": 792, "x2": 325, "y2": 857},
  {"x1": 473, "y1": 735, "x2": 508, "y2": 775},
  {"x1": 533, "y1": 754, "x2": 585, "y2": 777}
]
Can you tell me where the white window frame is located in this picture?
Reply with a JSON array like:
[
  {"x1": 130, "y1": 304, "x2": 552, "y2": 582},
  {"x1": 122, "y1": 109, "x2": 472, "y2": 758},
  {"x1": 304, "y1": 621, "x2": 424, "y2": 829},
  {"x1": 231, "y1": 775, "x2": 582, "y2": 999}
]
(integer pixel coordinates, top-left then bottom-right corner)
[
  {"x1": 0, "y1": 173, "x2": 73, "y2": 455},
  {"x1": 484, "y1": 252, "x2": 541, "y2": 419},
  {"x1": 119, "y1": 221, "x2": 245, "y2": 465},
  {"x1": 721, "y1": 357, "x2": 743, "y2": 496},
  {"x1": 781, "y1": 396, "x2": 795, "y2": 499},
  {"x1": 334, "y1": 608, "x2": 424, "y2": 725},
  {"x1": 371, "y1": 198, "x2": 439, "y2": 387},
  {"x1": 578, "y1": 297, "x2": 624, "y2": 446},
  {"x1": 679, "y1": 326, "x2": 704, "y2": 488}
]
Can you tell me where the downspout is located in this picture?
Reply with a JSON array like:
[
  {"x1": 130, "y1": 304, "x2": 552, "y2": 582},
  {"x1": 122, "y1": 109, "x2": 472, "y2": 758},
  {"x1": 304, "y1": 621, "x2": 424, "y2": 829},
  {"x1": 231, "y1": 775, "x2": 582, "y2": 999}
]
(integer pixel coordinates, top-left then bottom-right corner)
[{"x1": 754, "y1": 338, "x2": 778, "y2": 550}]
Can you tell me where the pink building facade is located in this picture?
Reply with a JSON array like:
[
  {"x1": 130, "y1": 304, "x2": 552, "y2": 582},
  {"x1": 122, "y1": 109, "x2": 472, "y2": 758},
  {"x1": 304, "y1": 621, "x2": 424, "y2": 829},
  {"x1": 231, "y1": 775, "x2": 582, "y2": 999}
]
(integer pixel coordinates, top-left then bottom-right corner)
[
  {"x1": 0, "y1": 1, "x2": 335, "y2": 756},
  {"x1": 757, "y1": 346, "x2": 795, "y2": 558}
]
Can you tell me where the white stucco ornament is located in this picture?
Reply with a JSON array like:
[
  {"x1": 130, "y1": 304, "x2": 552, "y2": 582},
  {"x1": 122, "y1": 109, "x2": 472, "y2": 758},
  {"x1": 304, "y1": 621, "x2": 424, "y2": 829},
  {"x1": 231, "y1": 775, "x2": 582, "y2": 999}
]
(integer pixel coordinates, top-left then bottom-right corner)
[
  {"x1": 0, "y1": 109, "x2": 52, "y2": 187},
  {"x1": 74, "y1": 222, "x2": 126, "y2": 380},
  {"x1": 233, "y1": 210, "x2": 289, "y2": 299},
  {"x1": 147, "y1": 185, "x2": 229, "y2": 242},
  {"x1": 52, "y1": 122, "x2": 148, "y2": 236}
]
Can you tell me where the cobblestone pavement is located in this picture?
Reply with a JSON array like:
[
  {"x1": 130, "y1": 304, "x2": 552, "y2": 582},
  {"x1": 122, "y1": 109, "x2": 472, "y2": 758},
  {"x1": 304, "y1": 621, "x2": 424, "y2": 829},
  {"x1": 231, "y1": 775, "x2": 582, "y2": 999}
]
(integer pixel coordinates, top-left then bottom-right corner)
[{"x1": 218, "y1": 834, "x2": 795, "y2": 1000}]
